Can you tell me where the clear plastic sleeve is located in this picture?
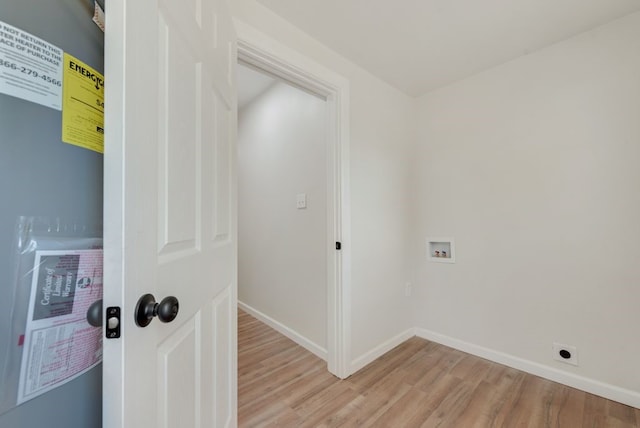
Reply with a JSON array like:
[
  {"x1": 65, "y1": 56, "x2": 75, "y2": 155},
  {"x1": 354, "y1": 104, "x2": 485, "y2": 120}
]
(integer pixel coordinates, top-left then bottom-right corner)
[{"x1": 0, "y1": 217, "x2": 102, "y2": 415}]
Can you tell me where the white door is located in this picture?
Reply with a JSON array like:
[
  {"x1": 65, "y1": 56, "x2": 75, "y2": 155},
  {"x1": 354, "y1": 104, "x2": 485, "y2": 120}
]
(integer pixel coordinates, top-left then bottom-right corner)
[{"x1": 103, "y1": 0, "x2": 237, "y2": 426}]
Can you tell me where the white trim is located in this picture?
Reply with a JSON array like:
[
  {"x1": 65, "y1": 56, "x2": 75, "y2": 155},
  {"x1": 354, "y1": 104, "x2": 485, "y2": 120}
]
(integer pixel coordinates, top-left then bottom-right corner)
[
  {"x1": 103, "y1": 1, "x2": 126, "y2": 426},
  {"x1": 236, "y1": 20, "x2": 352, "y2": 379},
  {"x1": 415, "y1": 328, "x2": 640, "y2": 409},
  {"x1": 349, "y1": 329, "x2": 415, "y2": 375},
  {"x1": 238, "y1": 301, "x2": 327, "y2": 361}
]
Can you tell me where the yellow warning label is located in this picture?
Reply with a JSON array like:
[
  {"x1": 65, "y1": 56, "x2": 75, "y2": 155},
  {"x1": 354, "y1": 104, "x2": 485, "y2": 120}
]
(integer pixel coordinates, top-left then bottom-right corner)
[{"x1": 61, "y1": 53, "x2": 104, "y2": 153}]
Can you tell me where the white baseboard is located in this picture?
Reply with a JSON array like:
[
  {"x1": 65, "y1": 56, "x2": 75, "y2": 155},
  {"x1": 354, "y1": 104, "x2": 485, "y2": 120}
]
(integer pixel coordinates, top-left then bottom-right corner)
[
  {"x1": 349, "y1": 328, "x2": 415, "y2": 375},
  {"x1": 237, "y1": 304, "x2": 640, "y2": 408},
  {"x1": 238, "y1": 301, "x2": 327, "y2": 361},
  {"x1": 415, "y1": 328, "x2": 640, "y2": 409}
]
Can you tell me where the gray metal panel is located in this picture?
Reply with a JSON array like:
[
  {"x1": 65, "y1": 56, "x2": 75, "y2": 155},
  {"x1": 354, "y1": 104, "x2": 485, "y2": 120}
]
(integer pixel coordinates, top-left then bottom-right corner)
[{"x1": 0, "y1": 0, "x2": 103, "y2": 426}]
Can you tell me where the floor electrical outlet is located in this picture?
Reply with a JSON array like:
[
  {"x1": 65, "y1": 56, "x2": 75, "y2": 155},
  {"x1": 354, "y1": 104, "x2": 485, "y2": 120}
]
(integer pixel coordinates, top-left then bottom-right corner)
[{"x1": 552, "y1": 343, "x2": 578, "y2": 366}]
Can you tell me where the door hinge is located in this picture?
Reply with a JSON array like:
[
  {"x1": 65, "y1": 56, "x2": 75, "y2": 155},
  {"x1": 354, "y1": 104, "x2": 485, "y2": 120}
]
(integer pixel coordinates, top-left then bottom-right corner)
[{"x1": 336, "y1": 241, "x2": 342, "y2": 250}]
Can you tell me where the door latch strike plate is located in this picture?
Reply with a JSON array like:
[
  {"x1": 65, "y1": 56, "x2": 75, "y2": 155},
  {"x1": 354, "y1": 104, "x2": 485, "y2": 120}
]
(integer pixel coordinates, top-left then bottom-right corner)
[{"x1": 105, "y1": 306, "x2": 121, "y2": 339}]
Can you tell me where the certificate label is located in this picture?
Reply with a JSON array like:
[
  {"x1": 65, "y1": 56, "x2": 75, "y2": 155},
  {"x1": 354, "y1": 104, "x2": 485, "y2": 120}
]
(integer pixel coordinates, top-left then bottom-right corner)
[{"x1": 17, "y1": 250, "x2": 103, "y2": 405}]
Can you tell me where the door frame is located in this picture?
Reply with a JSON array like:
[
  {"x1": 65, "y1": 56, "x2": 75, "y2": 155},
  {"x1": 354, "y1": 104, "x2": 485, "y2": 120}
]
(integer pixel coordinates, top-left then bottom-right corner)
[{"x1": 236, "y1": 22, "x2": 351, "y2": 378}]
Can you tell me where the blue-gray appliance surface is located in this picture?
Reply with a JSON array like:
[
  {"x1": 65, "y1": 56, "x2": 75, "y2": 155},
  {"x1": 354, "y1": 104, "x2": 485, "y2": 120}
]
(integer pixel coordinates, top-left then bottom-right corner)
[{"x1": 0, "y1": 0, "x2": 104, "y2": 426}]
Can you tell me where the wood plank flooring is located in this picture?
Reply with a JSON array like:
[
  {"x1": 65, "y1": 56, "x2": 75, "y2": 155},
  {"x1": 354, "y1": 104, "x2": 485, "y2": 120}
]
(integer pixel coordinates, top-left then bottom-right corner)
[{"x1": 238, "y1": 310, "x2": 640, "y2": 427}]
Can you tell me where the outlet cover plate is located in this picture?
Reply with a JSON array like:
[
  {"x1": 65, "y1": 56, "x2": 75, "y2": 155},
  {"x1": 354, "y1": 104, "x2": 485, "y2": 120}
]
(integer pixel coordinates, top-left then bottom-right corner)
[
  {"x1": 405, "y1": 282, "x2": 412, "y2": 297},
  {"x1": 296, "y1": 193, "x2": 307, "y2": 209},
  {"x1": 552, "y1": 342, "x2": 578, "y2": 366}
]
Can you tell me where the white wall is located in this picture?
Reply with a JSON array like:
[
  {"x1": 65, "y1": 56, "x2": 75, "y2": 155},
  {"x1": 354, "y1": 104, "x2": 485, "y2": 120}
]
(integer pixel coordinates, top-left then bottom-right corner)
[
  {"x1": 238, "y1": 81, "x2": 327, "y2": 350},
  {"x1": 412, "y1": 11, "x2": 640, "y2": 403},
  {"x1": 231, "y1": 0, "x2": 416, "y2": 365},
  {"x1": 231, "y1": 0, "x2": 640, "y2": 406}
]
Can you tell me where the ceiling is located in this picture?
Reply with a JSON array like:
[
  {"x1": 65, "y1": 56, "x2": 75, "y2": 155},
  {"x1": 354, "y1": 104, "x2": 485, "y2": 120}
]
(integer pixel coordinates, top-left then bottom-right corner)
[
  {"x1": 256, "y1": 0, "x2": 640, "y2": 97},
  {"x1": 237, "y1": 64, "x2": 276, "y2": 108}
]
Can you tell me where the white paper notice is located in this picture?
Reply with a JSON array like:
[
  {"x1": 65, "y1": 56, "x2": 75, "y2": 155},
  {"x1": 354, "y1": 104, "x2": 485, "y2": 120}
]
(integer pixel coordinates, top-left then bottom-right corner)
[
  {"x1": 92, "y1": 1, "x2": 106, "y2": 33},
  {"x1": 0, "y1": 20, "x2": 63, "y2": 110},
  {"x1": 17, "y1": 250, "x2": 103, "y2": 405}
]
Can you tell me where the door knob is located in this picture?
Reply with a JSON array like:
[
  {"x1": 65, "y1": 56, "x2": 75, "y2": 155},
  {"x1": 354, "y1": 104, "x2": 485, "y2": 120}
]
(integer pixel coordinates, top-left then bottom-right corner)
[
  {"x1": 135, "y1": 293, "x2": 180, "y2": 327},
  {"x1": 87, "y1": 299, "x2": 103, "y2": 327}
]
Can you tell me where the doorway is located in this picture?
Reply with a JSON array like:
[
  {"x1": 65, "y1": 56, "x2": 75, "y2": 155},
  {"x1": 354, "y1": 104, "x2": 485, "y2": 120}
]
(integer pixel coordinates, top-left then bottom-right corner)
[
  {"x1": 236, "y1": 39, "x2": 351, "y2": 378},
  {"x1": 237, "y1": 63, "x2": 329, "y2": 359}
]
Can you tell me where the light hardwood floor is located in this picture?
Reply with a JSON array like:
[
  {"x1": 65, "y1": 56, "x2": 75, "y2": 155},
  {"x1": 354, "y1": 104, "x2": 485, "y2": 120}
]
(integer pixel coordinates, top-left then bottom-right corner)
[{"x1": 238, "y1": 310, "x2": 640, "y2": 427}]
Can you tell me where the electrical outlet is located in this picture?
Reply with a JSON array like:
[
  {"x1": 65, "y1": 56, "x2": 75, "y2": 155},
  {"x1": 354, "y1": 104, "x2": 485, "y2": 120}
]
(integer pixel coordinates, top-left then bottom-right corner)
[
  {"x1": 405, "y1": 282, "x2": 412, "y2": 297},
  {"x1": 552, "y1": 343, "x2": 578, "y2": 366},
  {"x1": 296, "y1": 193, "x2": 307, "y2": 209}
]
